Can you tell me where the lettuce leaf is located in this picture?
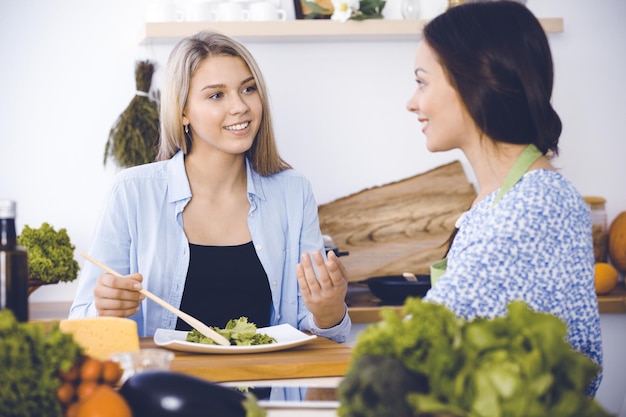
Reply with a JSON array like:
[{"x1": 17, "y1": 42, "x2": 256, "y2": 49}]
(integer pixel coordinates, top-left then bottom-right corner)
[
  {"x1": 186, "y1": 317, "x2": 276, "y2": 346},
  {"x1": 338, "y1": 299, "x2": 612, "y2": 417}
]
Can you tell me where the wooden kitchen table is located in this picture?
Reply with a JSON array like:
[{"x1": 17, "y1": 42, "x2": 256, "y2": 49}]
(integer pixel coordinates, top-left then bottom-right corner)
[{"x1": 140, "y1": 335, "x2": 354, "y2": 383}]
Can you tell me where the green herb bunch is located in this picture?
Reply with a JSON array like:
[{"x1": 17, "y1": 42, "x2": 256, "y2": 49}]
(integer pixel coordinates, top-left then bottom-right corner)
[
  {"x1": 18, "y1": 222, "x2": 79, "y2": 283},
  {"x1": 104, "y1": 60, "x2": 160, "y2": 168},
  {"x1": 0, "y1": 310, "x2": 83, "y2": 417},
  {"x1": 338, "y1": 299, "x2": 612, "y2": 417}
]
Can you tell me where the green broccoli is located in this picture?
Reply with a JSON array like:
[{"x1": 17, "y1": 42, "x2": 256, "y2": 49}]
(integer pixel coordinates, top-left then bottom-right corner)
[
  {"x1": 17, "y1": 222, "x2": 79, "y2": 283},
  {"x1": 0, "y1": 310, "x2": 83, "y2": 417},
  {"x1": 337, "y1": 355, "x2": 428, "y2": 417}
]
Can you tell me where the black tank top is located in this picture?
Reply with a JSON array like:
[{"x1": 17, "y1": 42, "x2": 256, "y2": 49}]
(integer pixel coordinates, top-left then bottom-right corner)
[{"x1": 175, "y1": 241, "x2": 272, "y2": 330}]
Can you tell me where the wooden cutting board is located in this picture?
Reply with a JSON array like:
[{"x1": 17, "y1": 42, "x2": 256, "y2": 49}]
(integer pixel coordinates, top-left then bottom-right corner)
[
  {"x1": 319, "y1": 160, "x2": 476, "y2": 280},
  {"x1": 140, "y1": 336, "x2": 353, "y2": 383}
]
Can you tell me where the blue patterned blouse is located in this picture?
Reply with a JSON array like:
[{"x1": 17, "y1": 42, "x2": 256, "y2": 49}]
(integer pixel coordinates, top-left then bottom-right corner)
[{"x1": 425, "y1": 169, "x2": 603, "y2": 395}]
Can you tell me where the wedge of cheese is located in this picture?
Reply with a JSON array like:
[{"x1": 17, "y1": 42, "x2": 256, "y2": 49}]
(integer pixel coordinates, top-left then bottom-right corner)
[{"x1": 59, "y1": 317, "x2": 140, "y2": 361}]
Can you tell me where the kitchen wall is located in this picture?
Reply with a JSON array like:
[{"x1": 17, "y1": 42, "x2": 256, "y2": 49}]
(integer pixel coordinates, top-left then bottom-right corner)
[
  {"x1": 2, "y1": 0, "x2": 624, "y2": 300},
  {"x1": 1, "y1": 0, "x2": 624, "y2": 413}
]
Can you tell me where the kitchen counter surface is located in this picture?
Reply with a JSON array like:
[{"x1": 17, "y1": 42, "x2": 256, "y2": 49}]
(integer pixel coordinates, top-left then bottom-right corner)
[
  {"x1": 345, "y1": 281, "x2": 626, "y2": 323},
  {"x1": 597, "y1": 282, "x2": 626, "y2": 314},
  {"x1": 138, "y1": 337, "x2": 349, "y2": 417},
  {"x1": 26, "y1": 286, "x2": 625, "y2": 417},
  {"x1": 139, "y1": 336, "x2": 352, "y2": 383},
  {"x1": 28, "y1": 282, "x2": 626, "y2": 322}
]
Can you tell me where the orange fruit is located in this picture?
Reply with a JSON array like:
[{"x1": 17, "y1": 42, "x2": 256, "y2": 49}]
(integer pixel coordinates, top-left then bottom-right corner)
[
  {"x1": 65, "y1": 402, "x2": 80, "y2": 417},
  {"x1": 76, "y1": 381, "x2": 99, "y2": 401},
  {"x1": 76, "y1": 385, "x2": 132, "y2": 417},
  {"x1": 101, "y1": 360, "x2": 123, "y2": 385},
  {"x1": 59, "y1": 362, "x2": 80, "y2": 383},
  {"x1": 79, "y1": 357, "x2": 103, "y2": 382},
  {"x1": 609, "y1": 211, "x2": 626, "y2": 273},
  {"x1": 56, "y1": 381, "x2": 76, "y2": 406},
  {"x1": 594, "y1": 262, "x2": 618, "y2": 295}
]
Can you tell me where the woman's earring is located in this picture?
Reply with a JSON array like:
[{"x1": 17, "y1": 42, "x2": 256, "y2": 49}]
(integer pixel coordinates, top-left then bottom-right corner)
[{"x1": 184, "y1": 124, "x2": 189, "y2": 134}]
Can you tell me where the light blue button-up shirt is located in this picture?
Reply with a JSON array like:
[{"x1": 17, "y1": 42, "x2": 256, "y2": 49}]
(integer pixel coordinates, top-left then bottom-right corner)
[{"x1": 69, "y1": 151, "x2": 350, "y2": 342}]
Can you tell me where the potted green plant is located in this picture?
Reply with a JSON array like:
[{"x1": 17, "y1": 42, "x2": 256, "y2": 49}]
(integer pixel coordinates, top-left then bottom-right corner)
[{"x1": 17, "y1": 222, "x2": 80, "y2": 295}]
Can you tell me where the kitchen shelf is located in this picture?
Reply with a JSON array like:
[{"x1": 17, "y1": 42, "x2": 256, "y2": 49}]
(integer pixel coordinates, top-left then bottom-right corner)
[
  {"x1": 598, "y1": 282, "x2": 626, "y2": 314},
  {"x1": 142, "y1": 17, "x2": 564, "y2": 43}
]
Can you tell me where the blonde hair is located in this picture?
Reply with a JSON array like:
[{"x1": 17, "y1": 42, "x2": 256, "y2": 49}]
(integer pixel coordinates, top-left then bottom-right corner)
[{"x1": 156, "y1": 31, "x2": 291, "y2": 176}]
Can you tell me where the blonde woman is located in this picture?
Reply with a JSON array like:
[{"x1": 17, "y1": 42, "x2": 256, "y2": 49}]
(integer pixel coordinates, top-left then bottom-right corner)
[{"x1": 70, "y1": 31, "x2": 350, "y2": 342}]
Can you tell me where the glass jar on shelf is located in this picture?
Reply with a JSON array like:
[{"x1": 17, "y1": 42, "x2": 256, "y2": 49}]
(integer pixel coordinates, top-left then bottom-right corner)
[{"x1": 584, "y1": 196, "x2": 608, "y2": 263}]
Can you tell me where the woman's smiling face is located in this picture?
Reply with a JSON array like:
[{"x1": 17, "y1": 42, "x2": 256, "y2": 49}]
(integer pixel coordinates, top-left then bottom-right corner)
[
  {"x1": 406, "y1": 41, "x2": 476, "y2": 153},
  {"x1": 183, "y1": 55, "x2": 262, "y2": 156}
]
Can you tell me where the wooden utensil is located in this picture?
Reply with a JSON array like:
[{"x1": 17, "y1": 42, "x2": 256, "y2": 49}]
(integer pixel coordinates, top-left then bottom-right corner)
[
  {"x1": 80, "y1": 252, "x2": 230, "y2": 346},
  {"x1": 402, "y1": 272, "x2": 418, "y2": 282}
]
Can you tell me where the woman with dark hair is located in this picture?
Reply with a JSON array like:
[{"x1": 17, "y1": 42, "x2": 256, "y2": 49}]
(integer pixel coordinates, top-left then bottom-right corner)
[
  {"x1": 70, "y1": 31, "x2": 351, "y2": 343},
  {"x1": 406, "y1": 1, "x2": 602, "y2": 394}
]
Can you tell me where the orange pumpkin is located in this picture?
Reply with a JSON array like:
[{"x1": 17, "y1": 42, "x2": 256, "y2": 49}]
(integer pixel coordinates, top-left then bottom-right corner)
[
  {"x1": 608, "y1": 211, "x2": 626, "y2": 273},
  {"x1": 76, "y1": 385, "x2": 132, "y2": 417}
]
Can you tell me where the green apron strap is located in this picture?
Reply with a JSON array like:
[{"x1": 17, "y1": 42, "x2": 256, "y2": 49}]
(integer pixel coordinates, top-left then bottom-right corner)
[
  {"x1": 430, "y1": 144, "x2": 544, "y2": 287},
  {"x1": 492, "y1": 144, "x2": 543, "y2": 207}
]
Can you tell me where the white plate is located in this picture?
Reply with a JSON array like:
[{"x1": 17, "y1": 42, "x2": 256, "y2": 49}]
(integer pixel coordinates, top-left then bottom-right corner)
[{"x1": 153, "y1": 324, "x2": 317, "y2": 354}]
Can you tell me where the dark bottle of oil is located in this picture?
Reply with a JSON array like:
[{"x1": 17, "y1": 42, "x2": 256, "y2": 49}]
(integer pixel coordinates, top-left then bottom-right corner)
[{"x1": 0, "y1": 200, "x2": 29, "y2": 322}]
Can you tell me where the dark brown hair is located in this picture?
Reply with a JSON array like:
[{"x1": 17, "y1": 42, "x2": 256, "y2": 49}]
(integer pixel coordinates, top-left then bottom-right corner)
[{"x1": 423, "y1": 1, "x2": 561, "y2": 156}]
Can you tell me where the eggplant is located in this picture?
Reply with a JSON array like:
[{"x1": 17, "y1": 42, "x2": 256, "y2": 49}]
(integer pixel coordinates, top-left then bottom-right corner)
[{"x1": 119, "y1": 370, "x2": 266, "y2": 417}]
